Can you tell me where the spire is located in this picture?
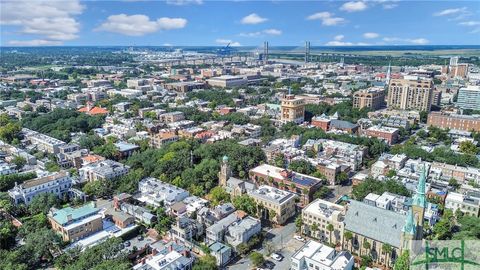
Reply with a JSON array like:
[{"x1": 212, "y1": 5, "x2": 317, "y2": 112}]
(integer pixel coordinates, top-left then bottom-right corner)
[
  {"x1": 402, "y1": 208, "x2": 417, "y2": 235},
  {"x1": 412, "y1": 164, "x2": 427, "y2": 208}
]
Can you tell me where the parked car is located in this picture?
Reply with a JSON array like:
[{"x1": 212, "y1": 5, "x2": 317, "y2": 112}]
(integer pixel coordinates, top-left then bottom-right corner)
[
  {"x1": 271, "y1": 253, "x2": 283, "y2": 261},
  {"x1": 294, "y1": 235, "x2": 306, "y2": 242},
  {"x1": 263, "y1": 260, "x2": 275, "y2": 269}
]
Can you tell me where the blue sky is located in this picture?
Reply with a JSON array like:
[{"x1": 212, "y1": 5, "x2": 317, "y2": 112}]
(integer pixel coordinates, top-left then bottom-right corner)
[{"x1": 1, "y1": 0, "x2": 479, "y2": 46}]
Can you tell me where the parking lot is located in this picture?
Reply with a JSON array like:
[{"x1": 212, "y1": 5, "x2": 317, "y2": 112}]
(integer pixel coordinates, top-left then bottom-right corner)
[{"x1": 228, "y1": 222, "x2": 305, "y2": 270}]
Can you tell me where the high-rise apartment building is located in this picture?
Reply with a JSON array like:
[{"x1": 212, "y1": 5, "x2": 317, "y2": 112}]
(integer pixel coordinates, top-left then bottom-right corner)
[
  {"x1": 387, "y1": 76, "x2": 434, "y2": 112},
  {"x1": 457, "y1": 85, "x2": 480, "y2": 110},
  {"x1": 352, "y1": 87, "x2": 385, "y2": 110},
  {"x1": 281, "y1": 94, "x2": 305, "y2": 124}
]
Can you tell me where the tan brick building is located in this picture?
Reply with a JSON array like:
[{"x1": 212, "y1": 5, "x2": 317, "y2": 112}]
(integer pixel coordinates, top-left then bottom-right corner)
[
  {"x1": 353, "y1": 88, "x2": 385, "y2": 110},
  {"x1": 48, "y1": 203, "x2": 103, "y2": 242},
  {"x1": 387, "y1": 77, "x2": 434, "y2": 112},
  {"x1": 281, "y1": 94, "x2": 305, "y2": 124}
]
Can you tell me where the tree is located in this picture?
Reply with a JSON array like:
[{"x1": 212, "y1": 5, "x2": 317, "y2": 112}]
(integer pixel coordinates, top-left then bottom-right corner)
[
  {"x1": 236, "y1": 243, "x2": 249, "y2": 256},
  {"x1": 382, "y1": 243, "x2": 393, "y2": 267},
  {"x1": 208, "y1": 186, "x2": 230, "y2": 206},
  {"x1": 11, "y1": 156, "x2": 26, "y2": 170},
  {"x1": 448, "y1": 178, "x2": 460, "y2": 190},
  {"x1": 335, "y1": 172, "x2": 349, "y2": 185},
  {"x1": 232, "y1": 195, "x2": 257, "y2": 216},
  {"x1": 314, "y1": 186, "x2": 331, "y2": 200},
  {"x1": 310, "y1": 223, "x2": 319, "y2": 238},
  {"x1": 459, "y1": 141, "x2": 479, "y2": 155},
  {"x1": 295, "y1": 216, "x2": 303, "y2": 233},
  {"x1": 193, "y1": 254, "x2": 217, "y2": 270},
  {"x1": 264, "y1": 240, "x2": 275, "y2": 255},
  {"x1": 0, "y1": 221, "x2": 17, "y2": 249},
  {"x1": 394, "y1": 250, "x2": 410, "y2": 270},
  {"x1": 343, "y1": 231, "x2": 353, "y2": 251},
  {"x1": 362, "y1": 240, "x2": 371, "y2": 257},
  {"x1": 28, "y1": 193, "x2": 60, "y2": 215},
  {"x1": 250, "y1": 251, "x2": 265, "y2": 267},
  {"x1": 0, "y1": 121, "x2": 21, "y2": 143},
  {"x1": 289, "y1": 160, "x2": 316, "y2": 175},
  {"x1": 327, "y1": 224, "x2": 335, "y2": 245},
  {"x1": 432, "y1": 209, "x2": 455, "y2": 240},
  {"x1": 83, "y1": 179, "x2": 114, "y2": 198}
]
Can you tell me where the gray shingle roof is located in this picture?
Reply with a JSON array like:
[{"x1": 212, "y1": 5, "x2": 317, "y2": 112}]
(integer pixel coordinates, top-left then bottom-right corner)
[{"x1": 344, "y1": 200, "x2": 406, "y2": 248}]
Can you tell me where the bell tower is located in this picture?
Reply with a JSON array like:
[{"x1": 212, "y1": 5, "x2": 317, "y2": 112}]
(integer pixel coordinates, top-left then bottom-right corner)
[{"x1": 218, "y1": 155, "x2": 231, "y2": 187}]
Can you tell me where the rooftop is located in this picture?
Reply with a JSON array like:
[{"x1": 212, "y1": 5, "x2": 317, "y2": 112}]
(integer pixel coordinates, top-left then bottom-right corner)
[
  {"x1": 344, "y1": 200, "x2": 406, "y2": 248},
  {"x1": 249, "y1": 185, "x2": 296, "y2": 205},
  {"x1": 49, "y1": 203, "x2": 99, "y2": 226}
]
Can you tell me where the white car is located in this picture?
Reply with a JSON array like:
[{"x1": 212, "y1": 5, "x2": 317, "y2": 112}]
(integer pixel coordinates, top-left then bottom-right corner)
[
  {"x1": 271, "y1": 253, "x2": 283, "y2": 261},
  {"x1": 294, "y1": 235, "x2": 305, "y2": 242}
]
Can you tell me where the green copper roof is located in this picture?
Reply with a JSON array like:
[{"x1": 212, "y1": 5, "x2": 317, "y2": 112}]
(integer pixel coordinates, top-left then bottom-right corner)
[
  {"x1": 412, "y1": 164, "x2": 427, "y2": 208},
  {"x1": 402, "y1": 208, "x2": 417, "y2": 235},
  {"x1": 50, "y1": 203, "x2": 99, "y2": 226}
]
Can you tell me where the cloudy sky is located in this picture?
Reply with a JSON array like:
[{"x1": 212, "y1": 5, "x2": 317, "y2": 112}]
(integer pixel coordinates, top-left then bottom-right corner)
[{"x1": 1, "y1": 0, "x2": 479, "y2": 46}]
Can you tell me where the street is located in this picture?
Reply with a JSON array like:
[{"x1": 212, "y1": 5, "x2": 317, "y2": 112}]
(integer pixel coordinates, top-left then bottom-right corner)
[{"x1": 228, "y1": 221, "x2": 304, "y2": 270}]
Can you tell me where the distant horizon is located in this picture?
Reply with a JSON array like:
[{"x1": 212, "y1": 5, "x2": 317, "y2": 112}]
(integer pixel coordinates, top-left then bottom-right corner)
[{"x1": 2, "y1": 1, "x2": 480, "y2": 47}]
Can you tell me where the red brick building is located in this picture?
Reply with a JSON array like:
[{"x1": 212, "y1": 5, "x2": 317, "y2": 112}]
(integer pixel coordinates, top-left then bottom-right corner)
[
  {"x1": 427, "y1": 112, "x2": 480, "y2": 132},
  {"x1": 364, "y1": 125, "x2": 400, "y2": 145}
]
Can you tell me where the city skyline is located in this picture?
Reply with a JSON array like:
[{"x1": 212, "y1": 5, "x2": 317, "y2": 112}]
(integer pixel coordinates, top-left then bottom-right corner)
[{"x1": 1, "y1": 0, "x2": 480, "y2": 47}]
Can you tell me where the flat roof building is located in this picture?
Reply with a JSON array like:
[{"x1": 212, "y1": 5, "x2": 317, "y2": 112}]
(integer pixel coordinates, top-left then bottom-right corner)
[
  {"x1": 456, "y1": 85, "x2": 480, "y2": 110},
  {"x1": 291, "y1": 240, "x2": 354, "y2": 270},
  {"x1": 387, "y1": 77, "x2": 434, "y2": 112},
  {"x1": 353, "y1": 87, "x2": 385, "y2": 110},
  {"x1": 248, "y1": 185, "x2": 296, "y2": 225}
]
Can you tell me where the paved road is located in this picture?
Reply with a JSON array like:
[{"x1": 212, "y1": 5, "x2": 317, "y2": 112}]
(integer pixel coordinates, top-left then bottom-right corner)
[{"x1": 228, "y1": 221, "x2": 304, "y2": 270}]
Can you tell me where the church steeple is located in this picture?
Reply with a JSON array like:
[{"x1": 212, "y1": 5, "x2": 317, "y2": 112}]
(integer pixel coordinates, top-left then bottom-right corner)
[
  {"x1": 402, "y1": 208, "x2": 417, "y2": 236},
  {"x1": 412, "y1": 164, "x2": 427, "y2": 208},
  {"x1": 218, "y1": 155, "x2": 231, "y2": 187}
]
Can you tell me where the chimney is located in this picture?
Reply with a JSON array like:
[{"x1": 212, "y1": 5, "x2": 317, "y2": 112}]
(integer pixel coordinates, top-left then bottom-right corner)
[
  {"x1": 67, "y1": 214, "x2": 72, "y2": 222},
  {"x1": 168, "y1": 245, "x2": 174, "y2": 252}
]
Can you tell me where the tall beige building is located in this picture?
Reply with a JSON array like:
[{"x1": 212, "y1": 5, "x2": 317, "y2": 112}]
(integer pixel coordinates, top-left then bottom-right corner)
[
  {"x1": 353, "y1": 88, "x2": 385, "y2": 110},
  {"x1": 387, "y1": 77, "x2": 434, "y2": 112},
  {"x1": 281, "y1": 94, "x2": 305, "y2": 124}
]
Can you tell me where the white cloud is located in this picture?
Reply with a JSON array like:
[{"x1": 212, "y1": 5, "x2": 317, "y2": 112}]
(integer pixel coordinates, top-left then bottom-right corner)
[
  {"x1": 166, "y1": 0, "x2": 203, "y2": 6},
  {"x1": 334, "y1": 35, "x2": 345, "y2": 41},
  {"x1": 306, "y1": 12, "x2": 346, "y2": 26},
  {"x1": 363, "y1": 32, "x2": 379, "y2": 39},
  {"x1": 370, "y1": 0, "x2": 399, "y2": 10},
  {"x1": 263, "y1": 28, "x2": 282, "y2": 35},
  {"x1": 0, "y1": 0, "x2": 84, "y2": 45},
  {"x1": 96, "y1": 14, "x2": 187, "y2": 36},
  {"x1": 216, "y1": 39, "x2": 241, "y2": 46},
  {"x1": 340, "y1": 1, "x2": 368, "y2": 12},
  {"x1": 325, "y1": 40, "x2": 371, "y2": 46},
  {"x1": 240, "y1": 28, "x2": 282, "y2": 37},
  {"x1": 325, "y1": 41, "x2": 353, "y2": 46},
  {"x1": 459, "y1": 21, "x2": 480, "y2": 26},
  {"x1": 240, "y1": 13, "x2": 268, "y2": 25},
  {"x1": 7, "y1": 39, "x2": 63, "y2": 46},
  {"x1": 383, "y1": 37, "x2": 429, "y2": 45},
  {"x1": 434, "y1": 7, "x2": 467, "y2": 17}
]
